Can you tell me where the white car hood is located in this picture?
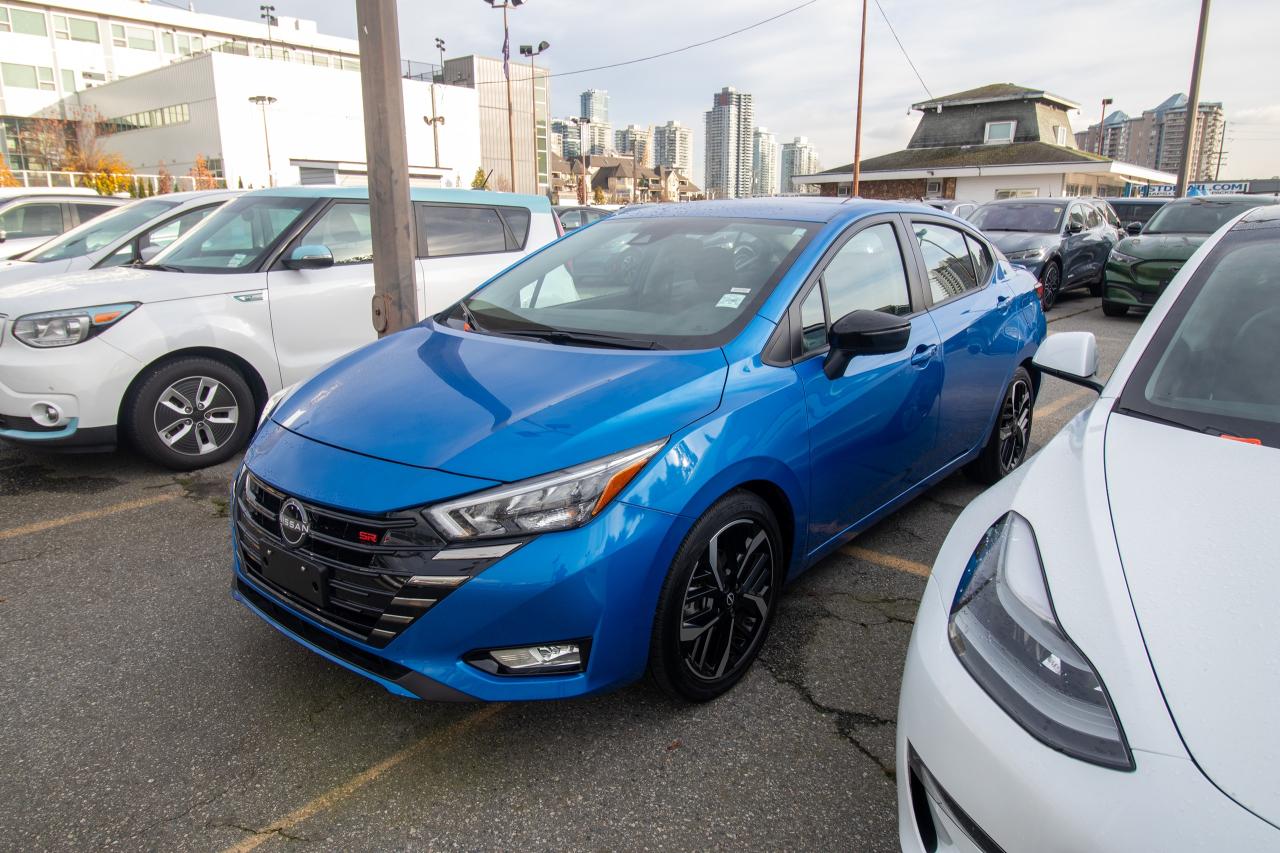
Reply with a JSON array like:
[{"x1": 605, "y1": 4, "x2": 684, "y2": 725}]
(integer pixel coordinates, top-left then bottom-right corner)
[
  {"x1": 0, "y1": 257, "x2": 78, "y2": 287},
  {"x1": 1105, "y1": 412, "x2": 1280, "y2": 824},
  {"x1": 0, "y1": 265, "x2": 250, "y2": 317}
]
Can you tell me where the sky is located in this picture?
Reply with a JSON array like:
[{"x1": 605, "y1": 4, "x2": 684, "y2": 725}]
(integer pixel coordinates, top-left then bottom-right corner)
[{"x1": 194, "y1": 0, "x2": 1280, "y2": 182}]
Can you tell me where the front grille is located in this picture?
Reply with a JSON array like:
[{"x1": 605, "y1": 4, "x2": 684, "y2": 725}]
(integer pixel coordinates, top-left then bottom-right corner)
[
  {"x1": 235, "y1": 471, "x2": 465, "y2": 648},
  {"x1": 1131, "y1": 259, "x2": 1184, "y2": 289}
]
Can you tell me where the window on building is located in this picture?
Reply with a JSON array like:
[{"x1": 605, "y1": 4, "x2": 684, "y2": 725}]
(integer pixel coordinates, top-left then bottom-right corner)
[
  {"x1": 341, "y1": 57, "x2": 360, "y2": 72},
  {"x1": 836, "y1": 184, "x2": 850, "y2": 197},
  {"x1": 994, "y1": 188, "x2": 1039, "y2": 199},
  {"x1": 823, "y1": 223, "x2": 912, "y2": 318},
  {"x1": 0, "y1": 8, "x2": 8, "y2": 32},
  {"x1": 913, "y1": 222, "x2": 980, "y2": 301},
  {"x1": 162, "y1": 31, "x2": 174, "y2": 53},
  {"x1": 1054, "y1": 125, "x2": 1068, "y2": 146},
  {"x1": 111, "y1": 23, "x2": 125, "y2": 46},
  {"x1": 126, "y1": 26, "x2": 155, "y2": 51},
  {"x1": 984, "y1": 120, "x2": 1016, "y2": 144},
  {"x1": 192, "y1": 36, "x2": 203, "y2": 52},
  {"x1": 925, "y1": 179, "x2": 942, "y2": 197},
  {"x1": 9, "y1": 7, "x2": 46, "y2": 36},
  {"x1": 2, "y1": 63, "x2": 55, "y2": 91},
  {"x1": 61, "y1": 68, "x2": 75, "y2": 92}
]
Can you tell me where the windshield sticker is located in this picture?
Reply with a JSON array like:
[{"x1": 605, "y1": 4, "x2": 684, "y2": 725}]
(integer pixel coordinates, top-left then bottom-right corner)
[
  {"x1": 730, "y1": 287, "x2": 751, "y2": 294},
  {"x1": 716, "y1": 293, "x2": 746, "y2": 309},
  {"x1": 228, "y1": 253, "x2": 247, "y2": 267}
]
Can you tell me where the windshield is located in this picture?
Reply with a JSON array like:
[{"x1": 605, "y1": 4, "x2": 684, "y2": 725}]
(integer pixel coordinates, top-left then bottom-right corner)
[
  {"x1": 22, "y1": 199, "x2": 179, "y2": 262},
  {"x1": 969, "y1": 202, "x2": 1065, "y2": 233},
  {"x1": 1111, "y1": 201, "x2": 1164, "y2": 226},
  {"x1": 451, "y1": 216, "x2": 818, "y2": 349},
  {"x1": 151, "y1": 195, "x2": 314, "y2": 272},
  {"x1": 1143, "y1": 198, "x2": 1271, "y2": 235},
  {"x1": 1117, "y1": 227, "x2": 1280, "y2": 448}
]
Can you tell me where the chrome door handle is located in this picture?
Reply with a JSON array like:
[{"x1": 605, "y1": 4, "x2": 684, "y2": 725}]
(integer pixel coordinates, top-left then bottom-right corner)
[{"x1": 910, "y1": 344, "x2": 937, "y2": 367}]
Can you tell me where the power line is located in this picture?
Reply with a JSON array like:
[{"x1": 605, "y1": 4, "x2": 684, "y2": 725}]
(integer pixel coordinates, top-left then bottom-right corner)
[{"x1": 872, "y1": 0, "x2": 931, "y2": 99}]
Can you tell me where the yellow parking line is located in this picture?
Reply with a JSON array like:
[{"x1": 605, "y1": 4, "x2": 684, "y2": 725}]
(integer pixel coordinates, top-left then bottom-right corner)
[
  {"x1": 1034, "y1": 386, "x2": 1093, "y2": 419},
  {"x1": 221, "y1": 704, "x2": 504, "y2": 853},
  {"x1": 841, "y1": 545, "x2": 931, "y2": 578},
  {"x1": 0, "y1": 492, "x2": 179, "y2": 541}
]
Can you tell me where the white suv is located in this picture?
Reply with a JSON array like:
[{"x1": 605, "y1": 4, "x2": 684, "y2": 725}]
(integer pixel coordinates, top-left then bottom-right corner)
[{"x1": 0, "y1": 186, "x2": 560, "y2": 469}]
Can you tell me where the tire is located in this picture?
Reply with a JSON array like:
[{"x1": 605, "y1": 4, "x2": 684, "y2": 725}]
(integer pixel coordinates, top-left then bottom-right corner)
[
  {"x1": 965, "y1": 366, "x2": 1034, "y2": 486},
  {"x1": 124, "y1": 356, "x2": 257, "y2": 470},
  {"x1": 1102, "y1": 301, "x2": 1129, "y2": 317},
  {"x1": 649, "y1": 490, "x2": 784, "y2": 702},
  {"x1": 1039, "y1": 262, "x2": 1061, "y2": 312},
  {"x1": 1088, "y1": 272, "x2": 1104, "y2": 297}
]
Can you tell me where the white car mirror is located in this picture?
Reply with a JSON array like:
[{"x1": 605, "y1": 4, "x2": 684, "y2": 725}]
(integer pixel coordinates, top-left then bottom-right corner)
[{"x1": 1033, "y1": 331, "x2": 1102, "y2": 392}]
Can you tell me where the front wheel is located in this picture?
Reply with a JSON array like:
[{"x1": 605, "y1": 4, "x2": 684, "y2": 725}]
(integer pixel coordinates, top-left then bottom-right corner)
[
  {"x1": 966, "y1": 366, "x2": 1034, "y2": 485},
  {"x1": 1102, "y1": 301, "x2": 1129, "y2": 317},
  {"x1": 124, "y1": 356, "x2": 256, "y2": 470},
  {"x1": 649, "y1": 491, "x2": 783, "y2": 702},
  {"x1": 1039, "y1": 262, "x2": 1061, "y2": 312}
]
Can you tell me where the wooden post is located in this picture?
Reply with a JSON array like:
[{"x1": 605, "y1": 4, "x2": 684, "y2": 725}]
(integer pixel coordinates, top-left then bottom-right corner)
[
  {"x1": 355, "y1": 0, "x2": 417, "y2": 337},
  {"x1": 1176, "y1": 0, "x2": 1211, "y2": 197},
  {"x1": 852, "y1": 0, "x2": 868, "y2": 198}
]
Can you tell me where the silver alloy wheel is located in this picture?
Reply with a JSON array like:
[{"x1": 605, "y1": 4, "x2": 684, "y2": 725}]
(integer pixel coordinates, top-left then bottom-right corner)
[
  {"x1": 997, "y1": 377, "x2": 1032, "y2": 474},
  {"x1": 152, "y1": 375, "x2": 240, "y2": 456},
  {"x1": 679, "y1": 518, "x2": 776, "y2": 682}
]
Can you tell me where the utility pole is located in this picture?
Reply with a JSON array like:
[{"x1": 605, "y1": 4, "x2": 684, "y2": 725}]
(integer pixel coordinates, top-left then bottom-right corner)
[
  {"x1": 425, "y1": 90, "x2": 444, "y2": 169},
  {"x1": 851, "y1": 0, "x2": 868, "y2": 197},
  {"x1": 355, "y1": 0, "x2": 416, "y2": 337},
  {"x1": 1176, "y1": 0, "x2": 1211, "y2": 197},
  {"x1": 247, "y1": 95, "x2": 276, "y2": 186},
  {"x1": 483, "y1": 1, "x2": 524, "y2": 192},
  {"x1": 1097, "y1": 97, "x2": 1113, "y2": 155},
  {"x1": 1215, "y1": 119, "x2": 1226, "y2": 181},
  {"x1": 571, "y1": 116, "x2": 590, "y2": 204}
]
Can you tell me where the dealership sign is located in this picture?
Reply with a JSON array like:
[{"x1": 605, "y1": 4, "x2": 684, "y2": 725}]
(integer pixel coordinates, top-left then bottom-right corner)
[{"x1": 1141, "y1": 182, "x2": 1250, "y2": 197}]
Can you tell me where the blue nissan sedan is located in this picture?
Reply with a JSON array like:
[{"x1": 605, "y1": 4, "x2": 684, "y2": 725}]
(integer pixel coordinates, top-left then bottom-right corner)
[{"x1": 232, "y1": 198, "x2": 1045, "y2": 703}]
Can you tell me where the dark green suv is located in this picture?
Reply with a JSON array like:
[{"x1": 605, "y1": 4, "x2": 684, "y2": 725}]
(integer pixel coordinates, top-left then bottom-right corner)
[{"x1": 1103, "y1": 195, "x2": 1280, "y2": 316}]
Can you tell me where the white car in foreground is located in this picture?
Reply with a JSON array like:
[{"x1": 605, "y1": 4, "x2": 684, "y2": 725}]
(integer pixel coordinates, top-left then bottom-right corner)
[
  {"x1": 0, "y1": 186, "x2": 559, "y2": 469},
  {"x1": 898, "y1": 204, "x2": 1280, "y2": 850}
]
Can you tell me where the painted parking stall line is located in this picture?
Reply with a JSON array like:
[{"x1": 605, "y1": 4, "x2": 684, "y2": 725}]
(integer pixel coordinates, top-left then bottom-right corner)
[
  {"x1": 0, "y1": 492, "x2": 179, "y2": 541},
  {"x1": 841, "y1": 545, "x2": 931, "y2": 578}
]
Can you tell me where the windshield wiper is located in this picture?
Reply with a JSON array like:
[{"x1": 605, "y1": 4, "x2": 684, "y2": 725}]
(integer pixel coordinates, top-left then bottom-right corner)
[
  {"x1": 457, "y1": 301, "x2": 484, "y2": 332},
  {"x1": 141, "y1": 262, "x2": 185, "y2": 273},
  {"x1": 494, "y1": 326, "x2": 663, "y2": 350}
]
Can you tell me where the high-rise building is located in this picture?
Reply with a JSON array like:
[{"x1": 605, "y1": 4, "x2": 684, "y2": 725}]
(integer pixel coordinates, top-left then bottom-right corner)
[
  {"x1": 1077, "y1": 95, "x2": 1226, "y2": 182},
  {"x1": 653, "y1": 120, "x2": 693, "y2": 177},
  {"x1": 613, "y1": 124, "x2": 653, "y2": 167},
  {"x1": 583, "y1": 121, "x2": 613, "y2": 155},
  {"x1": 1157, "y1": 101, "x2": 1225, "y2": 180},
  {"x1": 443, "y1": 54, "x2": 550, "y2": 194},
  {"x1": 780, "y1": 136, "x2": 820, "y2": 194},
  {"x1": 752, "y1": 126, "x2": 779, "y2": 196},
  {"x1": 551, "y1": 117, "x2": 580, "y2": 159},
  {"x1": 704, "y1": 86, "x2": 753, "y2": 199},
  {"x1": 1074, "y1": 110, "x2": 1130, "y2": 159},
  {"x1": 580, "y1": 88, "x2": 609, "y2": 123}
]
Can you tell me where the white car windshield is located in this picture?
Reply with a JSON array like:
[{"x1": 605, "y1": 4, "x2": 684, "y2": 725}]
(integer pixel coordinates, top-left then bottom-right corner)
[
  {"x1": 150, "y1": 195, "x2": 314, "y2": 273},
  {"x1": 23, "y1": 199, "x2": 180, "y2": 263},
  {"x1": 451, "y1": 216, "x2": 817, "y2": 349}
]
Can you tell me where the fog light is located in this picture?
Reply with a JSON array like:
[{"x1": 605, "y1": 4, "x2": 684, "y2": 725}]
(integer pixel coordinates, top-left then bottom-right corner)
[
  {"x1": 31, "y1": 401, "x2": 61, "y2": 425},
  {"x1": 490, "y1": 643, "x2": 581, "y2": 671}
]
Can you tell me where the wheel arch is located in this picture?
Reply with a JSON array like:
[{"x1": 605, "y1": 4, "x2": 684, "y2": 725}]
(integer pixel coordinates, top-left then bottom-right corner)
[{"x1": 118, "y1": 346, "x2": 270, "y2": 428}]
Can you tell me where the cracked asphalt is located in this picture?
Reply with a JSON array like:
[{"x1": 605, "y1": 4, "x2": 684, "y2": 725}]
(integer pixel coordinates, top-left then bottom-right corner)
[{"x1": 0, "y1": 293, "x2": 1139, "y2": 851}]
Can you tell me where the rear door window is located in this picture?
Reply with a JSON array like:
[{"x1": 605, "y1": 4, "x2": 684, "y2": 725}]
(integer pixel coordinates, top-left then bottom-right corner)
[
  {"x1": 498, "y1": 206, "x2": 531, "y2": 248},
  {"x1": 965, "y1": 234, "x2": 994, "y2": 284},
  {"x1": 0, "y1": 202, "x2": 63, "y2": 238},
  {"x1": 417, "y1": 204, "x2": 509, "y2": 257},
  {"x1": 913, "y1": 222, "x2": 979, "y2": 302}
]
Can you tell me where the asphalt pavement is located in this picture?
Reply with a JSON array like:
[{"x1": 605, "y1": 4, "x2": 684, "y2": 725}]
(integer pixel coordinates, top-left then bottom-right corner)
[{"x1": 0, "y1": 292, "x2": 1141, "y2": 852}]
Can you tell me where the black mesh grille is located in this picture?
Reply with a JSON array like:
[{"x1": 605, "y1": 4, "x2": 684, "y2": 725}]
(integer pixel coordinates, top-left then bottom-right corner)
[{"x1": 235, "y1": 471, "x2": 465, "y2": 647}]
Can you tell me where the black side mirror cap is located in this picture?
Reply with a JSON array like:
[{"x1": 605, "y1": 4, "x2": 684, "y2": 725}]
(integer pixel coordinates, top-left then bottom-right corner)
[
  {"x1": 1066, "y1": 222, "x2": 1084, "y2": 234},
  {"x1": 823, "y1": 309, "x2": 912, "y2": 379},
  {"x1": 1126, "y1": 222, "x2": 1142, "y2": 235}
]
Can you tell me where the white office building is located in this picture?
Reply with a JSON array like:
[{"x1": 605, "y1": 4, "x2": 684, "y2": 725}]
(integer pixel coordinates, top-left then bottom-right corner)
[
  {"x1": 752, "y1": 126, "x2": 779, "y2": 196},
  {"x1": 653, "y1": 119, "x2": 692, "y2": 177},
  {"x1": 0, "y1": 0, "x2": 359, "y2": 118},
  {"x1": 704, "y1": 86, "x2": 753, "y2": 199},
  {"x1": 780, "y1": 136, "x2": 820, "y2": 194},
  {"x1": 65, "y1": 49, "x2": 480, "y2": 189}
]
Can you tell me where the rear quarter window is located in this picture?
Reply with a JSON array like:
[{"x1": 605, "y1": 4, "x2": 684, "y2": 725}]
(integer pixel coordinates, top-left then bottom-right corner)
[{"x1": 416, "y1": 203, "x2": 531, "y2": 258}]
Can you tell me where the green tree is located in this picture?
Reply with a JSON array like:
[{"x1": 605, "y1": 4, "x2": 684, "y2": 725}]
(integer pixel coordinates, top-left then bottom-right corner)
[{"x1": 470, "y1": 167, "x2": 488, "y2": 189}]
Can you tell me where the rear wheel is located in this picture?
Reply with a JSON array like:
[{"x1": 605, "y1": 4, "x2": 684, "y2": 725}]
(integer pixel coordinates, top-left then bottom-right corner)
[
  {"x1": 1039, "y1": 262, "x2": 1061, "y2": 312},
  {"x1": 1102, "y1": 301, "x2": 1129, "y2": 317},
  {"x1": 125, "y1": 356, "x2": 256, "y2": 470},
  {"x1": 966, "y1": 366, "x2": 1034, "y2": 485},
  {"x1": 649, "y1": 490, "x2": 782, "y2": 702}
]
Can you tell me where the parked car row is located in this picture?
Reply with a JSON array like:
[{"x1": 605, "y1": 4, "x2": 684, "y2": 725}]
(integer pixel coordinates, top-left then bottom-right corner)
[{"x1": 0, "y1": 186, "x2": 125, "y2": 259}]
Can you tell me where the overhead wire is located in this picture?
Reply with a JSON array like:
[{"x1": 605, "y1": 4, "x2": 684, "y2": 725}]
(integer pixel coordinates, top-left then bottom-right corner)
[{"x1": 872, "y1": 0, "x2": 932, "y2": 100}]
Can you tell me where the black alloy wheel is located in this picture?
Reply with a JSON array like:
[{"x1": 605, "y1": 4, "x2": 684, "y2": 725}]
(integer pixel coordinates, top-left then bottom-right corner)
[
  {"x1": 650, "y1": 491, "x2": 782, "y2": 702},
  {"x1": 966, "y1": 366, "x2": 1035, "y2": 485},
  {"x1": 1040, "y1": 262, "x2": 1061, "y2": 312}
]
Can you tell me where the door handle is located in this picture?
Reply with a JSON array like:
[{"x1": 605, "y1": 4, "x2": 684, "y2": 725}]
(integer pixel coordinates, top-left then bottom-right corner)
[
  {"x1": 996, "y1": 294, "x2": 1009, "y2": 304},
  {"x1": 910, "y1": 343, "x2": 937, "y2": 367}
]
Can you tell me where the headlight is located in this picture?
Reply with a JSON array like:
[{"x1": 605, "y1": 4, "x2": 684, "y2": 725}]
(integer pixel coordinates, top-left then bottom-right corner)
[
  {"x1": 12, "y1": 303, "x2": 138, "y2": 348},
  {"x1": 258, "y1": 381, "x2": 301, "y2": 427},
  {"x1": 1108, "y1": 249, "x2": 1140, "y2": 265},
  {"x1": 948, "y1": 513, "x2": 1133, "y2": 770},
  {"x1": 1004, "y1": 247, "x2": 1047, "y2": 262},
  {"x1": 426, "y1": 439, "x2": 666, "y2": 540}
]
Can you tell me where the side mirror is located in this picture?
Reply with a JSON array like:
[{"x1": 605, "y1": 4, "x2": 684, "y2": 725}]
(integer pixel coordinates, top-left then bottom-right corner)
[
  {"x1": 1066, "y1": 221, "x2": 1084, "y2": 235},
  {"x1": 1126, "y1": 222, "x2": 1142, "y2": 235},
  {"x1": 284, "y1": 244, "x2": 334, "y2": 270},
  {"x1": 1033, "y1": 331, "x2": 1102, "y2": 392},
  {"x1": 823, "y1": 309, "x2": 912, "y2": 380},
  {"x1": 0, "y1": 229, "x2": 6, "y2": 243},
  {"x1": 138, "y1": 243, "x2": 162, "y2": 263}
]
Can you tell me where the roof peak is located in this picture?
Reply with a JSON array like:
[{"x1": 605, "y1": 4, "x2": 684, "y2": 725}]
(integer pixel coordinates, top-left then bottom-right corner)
[{"x1": 911, "y1": 82, "x2": 1079, "y2": 112}]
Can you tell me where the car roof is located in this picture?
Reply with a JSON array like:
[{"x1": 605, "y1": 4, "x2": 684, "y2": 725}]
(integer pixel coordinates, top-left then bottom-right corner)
[
  {"x1": 0, "y1": 186, "x2": 105, "y2": 199},
  {"x1": 979, "y1": 197, "x2": 1076, "y2": 206},
  {"x1": 609, "y1": 197, "x2": 924, "y2": 224},
  {"x1": 249, "y1": 185, "x2": 551, "y2": 209},
  {"x1": 1109, "y1": 197, "x2": 1166, "y2": 204},
  {"x1": 1165, "y1": 193, "x2": 1280, "y2": 205},
  {"x1": 1235, "y1": 204, "x2": 1280, "y2": 227}
]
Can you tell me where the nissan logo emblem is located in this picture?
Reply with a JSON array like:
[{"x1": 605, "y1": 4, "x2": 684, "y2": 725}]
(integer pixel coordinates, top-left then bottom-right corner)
[{"x1": 278, "y1": 498, "x2": 310, "y2": 547}]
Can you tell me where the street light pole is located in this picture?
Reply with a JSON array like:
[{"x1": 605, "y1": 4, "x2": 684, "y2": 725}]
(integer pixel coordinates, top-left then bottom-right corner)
[
  {"x1": 435, "y1": 37, "x2": 446, "y2": 73},
  {"x1": 520, "y1": 41, "x2": 549, "y2": 196},
  {"x1": 571, "y1": 116, "x2": 589, "y2": 204},
  {"x1": 259, "y1": 4, "x2": 275, "y2": 55},
  {"x1": 1176, "y1": 0, "x2": 1212, "y2": 197},
  {"x1": 247, "y1": 95, "x2": 276, "y2": 186},
  {"x1": 1097, "y1": 97, "x2": 1113, "y2": 155},
  {"x1": 851, "y1": 0, "x2": 868, "y2": 198},
  {"x1": 483, "y1": 0, "x2": 525, "y2": 193}
]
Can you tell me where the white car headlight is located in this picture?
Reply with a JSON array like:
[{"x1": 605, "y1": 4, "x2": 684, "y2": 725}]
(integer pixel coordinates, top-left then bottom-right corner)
[
  {"x1": 258, "y1": 382, "x2": 301, "y2": 428},
  {"x1": 12, "y1": 303, "x2": 138, "y2": 348},
  {"x1": 1004, "y1": 247, "x2": 1047, "y2": 262},
  {"x1": 948, "y1": 512, "x2": 1133, "y2": 770},
  {"x1": 426, "y1": 440, "x2": 666, "y2": 540}
]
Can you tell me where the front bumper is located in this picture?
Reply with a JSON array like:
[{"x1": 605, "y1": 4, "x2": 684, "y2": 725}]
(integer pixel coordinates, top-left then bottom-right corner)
[
  {"x1": 0, "y1": 330, "x2": 139, "y2": 446},
  {"x1": 896, "y1": 586, "x2": 1279, "y2": 852},
  {"x1": 231, "y1": 474, "x2": 688, "y2": 703},
  {"x1": 1103, "y1": 259, "x2": 1184, "y2": 308}
]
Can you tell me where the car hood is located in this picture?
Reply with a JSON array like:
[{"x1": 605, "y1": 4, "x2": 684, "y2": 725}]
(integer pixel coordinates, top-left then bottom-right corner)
[
  {"x1": 985, "y1": 232, "x2": 1058, "y2": 255},
  {"x1": 0, "y1": 257, "x2": 78, "y2": 288},
  {"x1": 272, "y1": 321, "x2": 729, "y2": 483},
  {"x1": 1105, "y1": 412, "x2": 1280, "y2": 823},
  {"x1": 0, "y1": 265, "x2": 253, "y2": 316},
  {"x1": 1116, "y1": 233, "x2": 1207, "y2": 262}
]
